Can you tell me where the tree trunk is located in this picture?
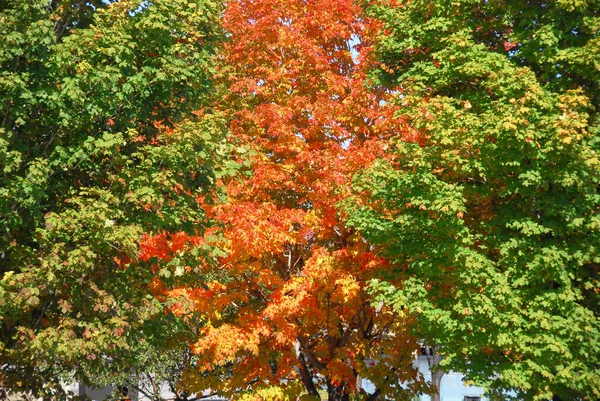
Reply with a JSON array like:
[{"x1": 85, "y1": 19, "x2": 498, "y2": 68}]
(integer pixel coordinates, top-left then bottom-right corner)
[
  {"x1": 294, "y1": 341, "x2": 320, "y2": 397},
  {"x1": 431, "y1": 369, "x2": 444, "y2": 401},
  {"x1": 425, "y1": 345, "x2": 445, "y2": 401}
]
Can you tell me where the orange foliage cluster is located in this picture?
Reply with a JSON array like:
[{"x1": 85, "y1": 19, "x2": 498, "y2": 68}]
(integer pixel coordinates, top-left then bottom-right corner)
[
  {"x1": 139, "y1": 232, "x2": 203, "y2": 262},
  {"x1": 144, "y1": 0, "x2": 423, "y2": 398}
]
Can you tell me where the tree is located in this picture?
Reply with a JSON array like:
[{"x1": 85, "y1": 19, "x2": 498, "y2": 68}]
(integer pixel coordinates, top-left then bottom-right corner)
[
  {"x1": 169, "y1": 0, "x2": 427, "y2": 400},
  {"x1": 0, "y1": 0, "x2": 226, "y2": 396},
  {"x1": 347, "y1": 0, "x2": 600, "y2": 400}
]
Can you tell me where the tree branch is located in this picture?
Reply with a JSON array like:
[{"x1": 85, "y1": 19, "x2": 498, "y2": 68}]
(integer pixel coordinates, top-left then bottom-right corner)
[
  {"x1": 294, "y1": 340, "x2": 320, "y2": 396},
  {"x1": 297, "y1": 335, "x2": 325, "y2": 370}
]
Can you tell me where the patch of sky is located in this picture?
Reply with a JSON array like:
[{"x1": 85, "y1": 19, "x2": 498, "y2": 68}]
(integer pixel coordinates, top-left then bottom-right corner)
[
  {"x1": 279, "y1": 17, "x2": 293, "y2": 27},
  {"x1": 348, "y1": 33, "x2": 361, "y2": 65},
  {"x1": 128, "y1": 0, "x2": 151, "y2": 17},
  {"x1": 507, "y1": 49, "x2": 519, "y2": 58}
]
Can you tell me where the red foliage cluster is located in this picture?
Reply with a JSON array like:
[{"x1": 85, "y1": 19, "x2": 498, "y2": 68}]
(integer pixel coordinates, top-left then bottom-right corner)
[{"x1": 144, "y1": 0, "x2": 423, "y2": 398}]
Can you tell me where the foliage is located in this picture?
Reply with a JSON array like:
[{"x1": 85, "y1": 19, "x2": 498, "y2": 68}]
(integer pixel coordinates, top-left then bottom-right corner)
[
  {"x1": 347, "y1": 1, "x2": 600, "y2": 400},
  {"x1": 167, "y1": 0, "x2": 427, "y2": 400},
  {"x1": 0, "y1": 0, "x2": 225, "y2": 395},
  {"x1": 3, "y1": 1, "x2": 598, "y2": 400}
]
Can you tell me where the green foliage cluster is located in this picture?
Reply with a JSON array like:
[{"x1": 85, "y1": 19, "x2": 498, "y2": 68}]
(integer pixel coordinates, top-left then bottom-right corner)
[
  {"x1": 1, "y1": 0, "x2": 599, "y2": 399},
  {"x1": 0, "y1": 0, "x2": 226, "y2": 395},
  {"x1": 348, "y1": 0, "x2": 600, "y2": 400}
]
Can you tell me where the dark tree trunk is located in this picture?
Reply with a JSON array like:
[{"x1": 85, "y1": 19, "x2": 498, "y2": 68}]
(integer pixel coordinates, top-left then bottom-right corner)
[{"x1": 294, "y1": 341, "x2": 320, "y2": 397}]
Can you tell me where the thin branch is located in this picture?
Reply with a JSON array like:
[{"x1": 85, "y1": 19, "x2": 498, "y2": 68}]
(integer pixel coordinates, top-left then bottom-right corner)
[
  {"x1": 33, "y1": 299, "x2": 53, "y2": 330},
  {"x1": 125, "y1": 378, "x2": 160, "y2": 401},
  {"x1": 185, "y1": 392, "x2": 219, "y2": 401},
  {"x1": 365, "y1": 388, "x2": 381, "y2": 401},
  {"x1": 297, "y1": 335, "x2": 325, "y2": 370}
]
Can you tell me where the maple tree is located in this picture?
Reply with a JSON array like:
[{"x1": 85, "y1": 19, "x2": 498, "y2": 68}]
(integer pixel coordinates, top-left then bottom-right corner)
[
  {"x1": 159, "y1": 0, "x2": 427, "y2": 400},
  {"x1": 0, "y1": 0, "x2": 226, "y2": 396},
  {"x1": 347, "y1": 1, "x2": 600, "y2": 400}
]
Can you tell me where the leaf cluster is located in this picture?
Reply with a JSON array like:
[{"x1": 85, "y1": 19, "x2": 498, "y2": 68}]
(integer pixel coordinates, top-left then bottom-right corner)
[
  {"x1": 0, "y1": 0, "x2": 227, "y2": 395},
  {"x1": 348, "y1": 1, "x2": 600, "y2": 400}
]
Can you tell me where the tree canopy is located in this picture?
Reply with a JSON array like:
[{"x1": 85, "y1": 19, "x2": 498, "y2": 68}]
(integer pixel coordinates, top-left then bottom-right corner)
[
  {"x1": 166, "y1": 0, "x2": 424, "y2": 399},
  {"x1": 1, "y1": 0, "x2": 599, "y2": 400},
  {"x1": 347, "y1": 1, "x2": 600, "y2": 400},
  {"x1": 0, "y1": 0, "x2": 226, "y2": 396}
]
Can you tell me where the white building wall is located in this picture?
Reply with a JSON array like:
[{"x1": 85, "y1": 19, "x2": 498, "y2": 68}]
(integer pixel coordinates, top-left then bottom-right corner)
[{"x1": 361, "y1": 356, "x2": 487, "y2": 401}]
